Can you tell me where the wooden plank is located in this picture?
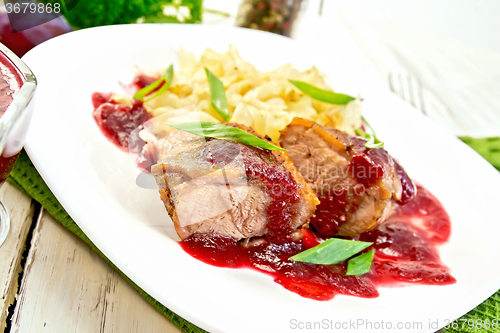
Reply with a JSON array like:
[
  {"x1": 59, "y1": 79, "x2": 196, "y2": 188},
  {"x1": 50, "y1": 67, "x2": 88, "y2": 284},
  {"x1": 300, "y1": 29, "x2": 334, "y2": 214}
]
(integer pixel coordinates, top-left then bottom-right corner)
[
  {"x1": 10, "y1": 210, "x2": 181, "y2": 333},
  {"x1": 0, "y1": 183, "x2": 36, "y2": 331}
]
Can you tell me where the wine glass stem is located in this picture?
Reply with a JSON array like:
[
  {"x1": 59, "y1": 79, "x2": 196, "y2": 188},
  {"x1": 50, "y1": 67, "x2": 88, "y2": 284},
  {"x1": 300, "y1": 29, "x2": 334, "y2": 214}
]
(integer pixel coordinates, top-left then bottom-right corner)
[{"x1": 0, "y1": 200, "x2": 10, "y2": 247}]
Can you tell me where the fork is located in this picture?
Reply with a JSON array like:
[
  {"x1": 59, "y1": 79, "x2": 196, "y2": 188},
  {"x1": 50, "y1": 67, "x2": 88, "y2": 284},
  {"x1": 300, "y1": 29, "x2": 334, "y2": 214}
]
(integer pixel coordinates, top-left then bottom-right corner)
[{"x1": 388, "y1": 71, "x2": 427, "y2": 116}]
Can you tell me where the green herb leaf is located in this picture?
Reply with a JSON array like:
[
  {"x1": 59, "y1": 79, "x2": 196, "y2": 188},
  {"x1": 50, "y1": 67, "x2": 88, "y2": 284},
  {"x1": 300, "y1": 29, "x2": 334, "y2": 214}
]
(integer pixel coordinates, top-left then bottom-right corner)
[
  {"x1": 205, "y1": 68, "x2": 230, "y2": 122},
  {"x1": 290, "y1": 238, "x2": 373, "y2": 265},
  {"x1": 133, "y1": 65, "x2": 174, "y2": 101},
  {"x1": 289, "y1": 80, "x2": 356, "y2": 105},
  {"x1": 365, "y1": 134, "x2": 384, "y2": 149},
  {"x1": 289, "y1": 79, "x2": 383, "y2": 149},
  {"x1": 144, "y1": 65, "x2": 174, "y2": 102},
  {"x1": 166, "y1": 121, "x2": 286, "y2": 151},
  {"x1": 355, "y1": 116, "x2": 385, "y2": 149},
  {"x1": 133, "y1": 78, "x2": 164, "y2": 101},
  {"x1": 346, "y1": 249, "x2": 375, "y2": 276}
]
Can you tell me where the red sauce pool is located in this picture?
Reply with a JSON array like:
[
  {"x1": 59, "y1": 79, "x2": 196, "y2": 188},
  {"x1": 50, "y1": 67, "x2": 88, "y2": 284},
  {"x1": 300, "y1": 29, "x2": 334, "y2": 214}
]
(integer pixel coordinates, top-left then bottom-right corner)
[
  {"x1": 181, "y1": 185, "x2": 455, "y2": 301},
  {"x1": 91, "y1": 73, "x2": 160, "y2": 167},
  {"x1": 92, "y1": 92, "x2": 151, "y2": 153}
]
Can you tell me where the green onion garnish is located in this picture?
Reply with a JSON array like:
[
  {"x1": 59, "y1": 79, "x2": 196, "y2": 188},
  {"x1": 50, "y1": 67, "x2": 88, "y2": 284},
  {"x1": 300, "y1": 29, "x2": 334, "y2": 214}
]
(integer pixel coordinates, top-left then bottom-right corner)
[
  {"x1": 346, "y1": 249, "x2": 375, "y2": 276},
  {"x1": 289, "y1": 80, "x2": 356, "y2": 105},
  {"x1": 289, "y1": 79, "x2": 384, "y2": 149},
  {"x1": 133, "y1": 64, "x2": 173, "y2": 101},
  {"x1": 167, "y1": 121, "x2": 286, "y2": 151},
  {"x1": 290, "y1": 238, "x2": 373, "y2": 265},
  {"x1": 205, "y1": 68, "x2": 230, "y2": 122},
  {"x1": 355, "y1": 116, "x2": 384, "y2": 149}
]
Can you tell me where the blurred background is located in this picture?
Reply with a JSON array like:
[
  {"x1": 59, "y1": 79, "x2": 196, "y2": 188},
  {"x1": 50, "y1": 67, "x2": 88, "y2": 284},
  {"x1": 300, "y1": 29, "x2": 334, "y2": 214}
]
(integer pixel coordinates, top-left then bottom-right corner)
[{"x1": 1, "y1": 0, "x2": 498, "y2": 137}]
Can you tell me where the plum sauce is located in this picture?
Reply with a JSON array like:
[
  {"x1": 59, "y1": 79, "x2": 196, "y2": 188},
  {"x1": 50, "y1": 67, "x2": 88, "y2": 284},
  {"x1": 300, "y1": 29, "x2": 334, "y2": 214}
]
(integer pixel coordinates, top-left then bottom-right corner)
[{"x1": 181, "y1": 185, "x2": 455, "y2": 301}]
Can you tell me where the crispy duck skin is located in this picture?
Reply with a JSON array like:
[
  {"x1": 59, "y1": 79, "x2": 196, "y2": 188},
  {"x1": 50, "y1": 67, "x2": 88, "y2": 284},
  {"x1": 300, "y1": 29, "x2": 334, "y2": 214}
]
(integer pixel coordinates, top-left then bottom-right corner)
[
  {"x1": 280, "y1": 118, "x2": 415, "y2": 238},
  {"x1": 152, "y1": 123, "x2": 319, "y2": 241}
]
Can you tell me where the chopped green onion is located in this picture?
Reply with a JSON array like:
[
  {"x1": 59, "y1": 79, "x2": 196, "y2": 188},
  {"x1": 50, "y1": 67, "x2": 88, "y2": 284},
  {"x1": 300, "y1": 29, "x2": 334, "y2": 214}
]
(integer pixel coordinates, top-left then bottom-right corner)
[
  {"x1": 290, "y1": 238, "x2": 373, "y2": 265},
  {"x1": 346, "y1": 249, "x2": 375, "y2": 276},
  {"x1": 365, "y1": 134, "x2": 384, "y2": 149},
  {"x1": 205, "y1": 68, "x2": 230, "y2": 122},
  {"x1": 145, "y1": 65, "x2": 173, "y2": 102},
  {"x1": 133, "y1": 65, "x2": 174, "y2": 101},
  {"x1": 166, "y1": 121, "x2": 286, "y2": 151},
  {"x1": 133, "y1": 78, "x2": 163, "y2": 101},
  {"x1": 289, "y1": 80, "x2": 356, "y2": 105},
  {"x1": 288, "y1": 79, "x2": 383, "y2": 149},
  {"x1": 356, "y1": 116, "x2": 384, "y2": 149}
]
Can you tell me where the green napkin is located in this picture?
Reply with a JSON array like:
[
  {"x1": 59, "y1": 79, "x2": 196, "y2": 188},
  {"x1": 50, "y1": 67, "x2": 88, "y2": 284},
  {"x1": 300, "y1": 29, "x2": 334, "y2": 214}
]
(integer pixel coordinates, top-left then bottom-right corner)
[
  {"x1": 460, "y1": 137, "x2": 500, "y2": 171},
  {"x1": 441, "y1": 137, "x2": 500, "y2": 333},
  {"x1": 7, "y1": 137, "x2": 500, "y2": 333}
]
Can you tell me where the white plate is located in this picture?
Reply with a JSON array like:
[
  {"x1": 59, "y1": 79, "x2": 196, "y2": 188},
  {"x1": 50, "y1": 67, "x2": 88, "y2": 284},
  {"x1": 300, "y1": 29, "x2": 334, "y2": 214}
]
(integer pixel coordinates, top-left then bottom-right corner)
[{"x1": 23, "y1": 24, "x2": 500, "y2": 333}]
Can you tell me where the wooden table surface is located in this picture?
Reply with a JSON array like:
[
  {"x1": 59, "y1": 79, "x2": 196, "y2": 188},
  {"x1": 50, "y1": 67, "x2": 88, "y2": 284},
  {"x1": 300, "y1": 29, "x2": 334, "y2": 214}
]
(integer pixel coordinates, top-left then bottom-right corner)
[
  {"x1": 1, "y1": 182, "x2": 181, "y2": 333},
  {"x1": 1, "y1": 1, "x2": 499, "y2": 332}
]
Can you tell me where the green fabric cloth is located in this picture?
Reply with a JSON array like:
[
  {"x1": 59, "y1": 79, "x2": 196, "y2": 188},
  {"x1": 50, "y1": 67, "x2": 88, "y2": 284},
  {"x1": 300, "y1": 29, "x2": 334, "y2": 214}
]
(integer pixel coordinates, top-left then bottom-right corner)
[
  {"x1": 460, "y1": 137, "x2": 500, "y2": 171},
  {"x1": 6, "y1": 137, "x2": 500, "y2": 333},
  {"x1": 441, "y1": 137, "x2": 500, "y2": 333}
]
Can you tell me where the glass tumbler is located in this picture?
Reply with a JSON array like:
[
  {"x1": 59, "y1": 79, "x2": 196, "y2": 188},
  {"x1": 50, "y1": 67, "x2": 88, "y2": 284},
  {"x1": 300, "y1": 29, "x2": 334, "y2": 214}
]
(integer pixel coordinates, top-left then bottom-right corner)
[{"x1": 0, "y1": 42, "x2": 36, "y2": 247}]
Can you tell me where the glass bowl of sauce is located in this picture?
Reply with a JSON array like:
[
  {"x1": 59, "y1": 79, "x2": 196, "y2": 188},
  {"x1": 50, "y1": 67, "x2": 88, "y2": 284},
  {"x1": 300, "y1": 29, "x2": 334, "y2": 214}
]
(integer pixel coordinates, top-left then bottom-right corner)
[{"x1": 0, "y1": 42, "x2": 36, "y2": 246}]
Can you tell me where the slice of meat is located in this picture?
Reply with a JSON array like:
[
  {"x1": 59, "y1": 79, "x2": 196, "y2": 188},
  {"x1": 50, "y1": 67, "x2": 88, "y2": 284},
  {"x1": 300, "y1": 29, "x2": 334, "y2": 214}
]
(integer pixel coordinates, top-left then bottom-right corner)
[
  {"x1": 280, "y1": 118, "x2": 415, "y2": 238},
  {"x1": 151, "y1": 124, "x2": 319, "y2": 241}
]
